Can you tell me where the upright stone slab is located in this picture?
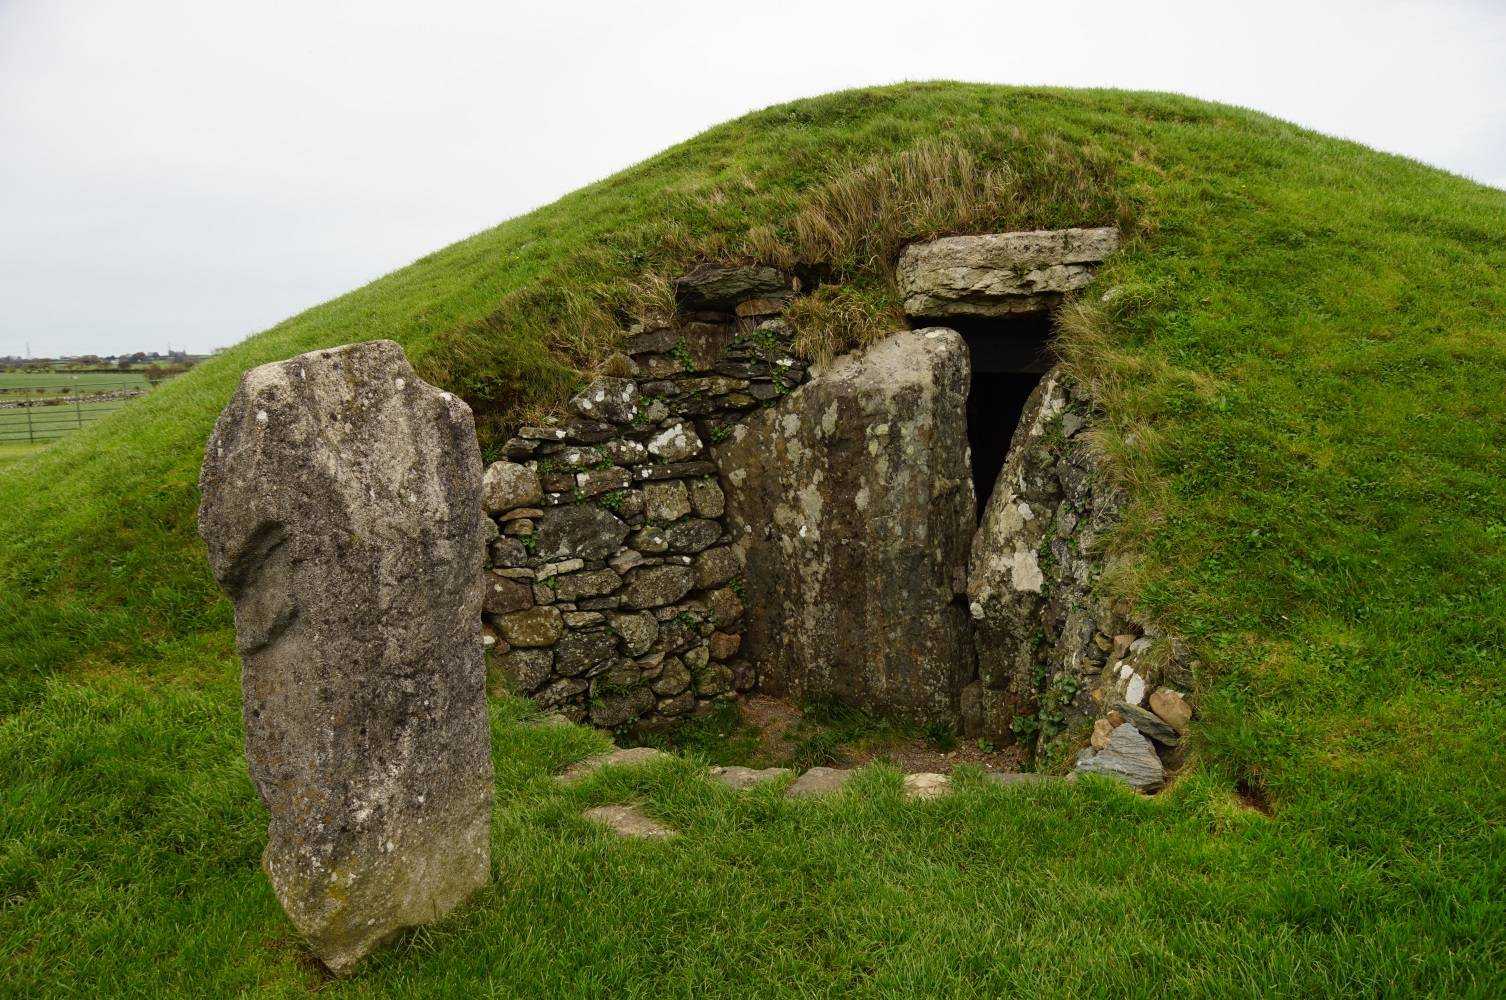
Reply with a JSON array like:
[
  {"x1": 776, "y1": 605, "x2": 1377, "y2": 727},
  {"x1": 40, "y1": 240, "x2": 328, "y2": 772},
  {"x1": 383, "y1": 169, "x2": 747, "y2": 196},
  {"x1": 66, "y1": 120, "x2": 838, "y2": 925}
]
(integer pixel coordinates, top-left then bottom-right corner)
[
  {"x1": 718, "y1": 329, "x2": 975, "y2": 723},
  {"x1": 197, "y1": 340, "x2": 492, "y2": 974},
  {"x1": 967, "y1": 371, "x2": 1122, "y2": 744}
]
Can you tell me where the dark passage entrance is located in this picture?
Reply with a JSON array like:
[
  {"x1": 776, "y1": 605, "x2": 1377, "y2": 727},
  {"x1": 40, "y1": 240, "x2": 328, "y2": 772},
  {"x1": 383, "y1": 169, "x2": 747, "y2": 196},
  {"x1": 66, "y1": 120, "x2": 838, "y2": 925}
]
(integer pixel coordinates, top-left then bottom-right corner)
[{"x1": 920, "y1": 312, "x2": 1055, "y2": 519}]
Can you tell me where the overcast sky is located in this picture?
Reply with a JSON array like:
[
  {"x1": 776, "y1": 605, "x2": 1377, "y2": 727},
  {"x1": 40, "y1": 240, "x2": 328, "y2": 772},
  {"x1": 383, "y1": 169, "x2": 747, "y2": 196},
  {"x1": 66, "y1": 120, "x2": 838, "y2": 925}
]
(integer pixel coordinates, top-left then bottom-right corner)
[{"x1": 2, "y1": 1, "x2": 1503, "y2": 358}]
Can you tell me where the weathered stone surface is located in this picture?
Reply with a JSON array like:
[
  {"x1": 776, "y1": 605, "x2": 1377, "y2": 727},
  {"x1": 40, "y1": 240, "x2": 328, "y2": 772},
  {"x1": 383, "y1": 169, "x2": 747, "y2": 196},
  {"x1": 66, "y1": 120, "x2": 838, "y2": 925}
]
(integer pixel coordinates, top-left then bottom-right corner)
[
  {"x1": 786, "y1": 767, "x2": 855, "y2": 799},
  {"x1": 483, "y1": 574, "x2": 534, "y2": 615},
  {"x1": 719, "y1": 329, "x2": 975, "y2": 723},
  {"x1": 557, "y1": 745, "x2": 669, "y2": 784},
  {"x1": 582, "y1": 804, "x2": 677, "y2": 840},
  {"x1": 647, "y1": 421, "x2": 703, "y2": 461},
  {"x1": 589, "y1": 665, "x2": 656, "y2": 726},
  {"x1": 1149, "y1": 687, "x2": 1192, "y2": 731},
  {"x1": 489, "y1": 536, "x2": 527, "y2": 568},
  {"x1": 500, "y1": 648, "x2": 554, "y2": 693},
  {"x1": 693, "y1": 545, "x2": 740, "y2": 591},
  {"x1": 644, "y1": 480, "x2": 692, "y2": 522},
  {"x1": 576, "y1": 467, "x2": 631, "y2": 496},
  {"x1": 620, "y1": 564, "x2": 695, "y2": 610},
  {"x1": 1074, "y1": 723, "x2": 1165, "y2": 791},
  {"x1": 897, "y1": 227, "x2": 1120, "y2": 318},
  {"x1": 550, "y1": 567, "x2": 622, "y2": 602},
  {"x1": 610, "y1": 612, "x2": 659, "y2": 657},
  {"x1": 689, "y1": 478, "x2": 725, "y2": 518},
  {"x1": 902, "y1": 773, "x2": 952, "y2": 801},
  {"x1": 1091, "y1": 717, "x2": 1115, "y2": 750},
  {"x1": 1116, "y1": 703, "x2": 1182, "y2": 747},
  {"x1": 198, "y1": 340, "x2": 491, "y2": 974},
  {"x1": 555, "y1": 629, "x2": 619, "y2": 677},
  {"x1": 497, "y1": 606, "x2": 564, "y2": 647},
  {"x1": 482, "y1": 460, "x2": 542, "y2": 514},
  {"x1": 694, "y1": 663, "x2": 734, "y2": 697},
  {"x1": 706, "y1": 587, "x2": 744, "y2": 627},
  {"x1": 664, "y1": 517, "x2": 721, "y2": 553},
  {"x1": 709, "y1": 765, "x2": 791, "y2": 790},
  {"x1": 674, "y1": 263, "x2": 790, "y2": 311},
  {"x1": 536, "y1": 676, "x2": 588, "y2": 709},
  {"x1": 568, "y1": 377, "x2": 639, "y2": 424},
  {"x1": 708, "y1": 631, "x2": 741, "y2": 661},
  {"x1": 535, "y1": 504, "x2": 629, "y2": 561},
  {"x1": 651, "y1": 656, "x2": 691, "y2": 696}
]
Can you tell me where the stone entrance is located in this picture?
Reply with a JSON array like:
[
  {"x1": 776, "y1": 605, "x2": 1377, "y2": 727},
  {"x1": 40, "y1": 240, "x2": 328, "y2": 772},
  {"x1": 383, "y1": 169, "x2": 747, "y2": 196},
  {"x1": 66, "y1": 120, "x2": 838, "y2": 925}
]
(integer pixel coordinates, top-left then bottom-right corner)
[
  {"x1": 480, "y1": 226, "x2": 1158, "y2": 748},
  {"x1": 941, "y1": 312, "x2": 1054, "y2": 520}
]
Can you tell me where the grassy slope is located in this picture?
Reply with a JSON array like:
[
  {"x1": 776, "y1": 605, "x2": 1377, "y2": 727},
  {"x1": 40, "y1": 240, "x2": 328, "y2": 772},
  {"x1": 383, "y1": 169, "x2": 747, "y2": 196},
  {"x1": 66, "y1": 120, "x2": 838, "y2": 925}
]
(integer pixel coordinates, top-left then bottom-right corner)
[{"x1": 3, "y1": 84, "x2": 1506, "y2": 995}]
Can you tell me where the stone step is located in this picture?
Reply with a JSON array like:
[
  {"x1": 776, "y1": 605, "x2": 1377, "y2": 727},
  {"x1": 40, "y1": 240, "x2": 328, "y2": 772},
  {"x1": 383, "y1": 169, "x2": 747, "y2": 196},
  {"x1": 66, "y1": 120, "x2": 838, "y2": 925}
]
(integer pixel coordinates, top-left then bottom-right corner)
[
  {"x1": 708, "y1": 765, "x2": 792, "y2": 790},
  {"x1": 582, "y1": 804, "x2": 677, "y2": 840},
  {"x1": 556, "y1": 746, "x2": 670, "y2": 784},
  {"x1": 785, "y1": 766, "x2": 855, "y2": 798},
  {"x1": 901, "y1": 772, "x2": 951, "y2": 800}
]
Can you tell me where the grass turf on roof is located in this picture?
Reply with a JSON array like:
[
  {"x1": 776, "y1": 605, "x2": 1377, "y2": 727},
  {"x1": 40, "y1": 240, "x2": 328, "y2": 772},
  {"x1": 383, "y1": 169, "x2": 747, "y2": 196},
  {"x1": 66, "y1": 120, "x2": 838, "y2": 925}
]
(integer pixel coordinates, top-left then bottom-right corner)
[{"x1": 2, "y1": 82, "x2": 1505, "y2": 994}]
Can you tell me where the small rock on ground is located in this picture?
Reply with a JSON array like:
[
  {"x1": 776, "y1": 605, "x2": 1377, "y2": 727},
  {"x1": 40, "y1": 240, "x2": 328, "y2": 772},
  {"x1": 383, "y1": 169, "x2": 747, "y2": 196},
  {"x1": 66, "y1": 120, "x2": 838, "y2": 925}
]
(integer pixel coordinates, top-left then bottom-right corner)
[
  {"x1": 1073, "y1": 723, "x2": 1165, "y2": 792},
  {"x1": 582, "y1": 804, "x2": 677, "y2": 840},
  {"x1": 557, "y1": 746, "x2": 669, "y2": 784},
  {"x1": 785, "y1": 766, "x2": 855, "y2": 798},
  {"x1": 708, "y1": 765, "x2": 791, "y2": 790},
  {"x1": 902, "y1": 772, "x2": 951, "y2": 800}
]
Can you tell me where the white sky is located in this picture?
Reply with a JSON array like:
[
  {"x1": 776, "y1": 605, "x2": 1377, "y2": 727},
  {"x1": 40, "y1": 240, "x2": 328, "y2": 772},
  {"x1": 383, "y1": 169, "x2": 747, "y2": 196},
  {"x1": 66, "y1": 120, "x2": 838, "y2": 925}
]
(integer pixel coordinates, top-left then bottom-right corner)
[{"x1": 2, "y1": 0, "x2": 1503, "y2": 358}]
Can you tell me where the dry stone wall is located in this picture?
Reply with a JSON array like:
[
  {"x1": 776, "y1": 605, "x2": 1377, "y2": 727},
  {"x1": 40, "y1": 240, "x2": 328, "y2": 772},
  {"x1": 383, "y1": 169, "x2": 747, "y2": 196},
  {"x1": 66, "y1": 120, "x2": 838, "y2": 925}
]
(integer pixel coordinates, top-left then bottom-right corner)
[{"x1": 481, "y1": 272, "x2": 810, "y2": 729}]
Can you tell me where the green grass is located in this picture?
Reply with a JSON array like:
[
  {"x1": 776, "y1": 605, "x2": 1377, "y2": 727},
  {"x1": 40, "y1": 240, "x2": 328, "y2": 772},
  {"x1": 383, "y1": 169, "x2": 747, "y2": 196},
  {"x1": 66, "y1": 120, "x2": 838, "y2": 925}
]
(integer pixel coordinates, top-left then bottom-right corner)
[
  {"x1": 0, "y1": 441, "x2": 46, "y2": 470},
  {"x1": 3, "y1": 83, "x2": 1506, "y2": 995}
]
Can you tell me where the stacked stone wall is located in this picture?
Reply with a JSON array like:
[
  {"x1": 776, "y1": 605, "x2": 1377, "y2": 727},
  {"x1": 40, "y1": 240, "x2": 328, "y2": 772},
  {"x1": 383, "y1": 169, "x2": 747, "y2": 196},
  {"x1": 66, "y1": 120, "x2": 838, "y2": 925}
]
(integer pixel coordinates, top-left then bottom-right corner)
[{"x1": 479, "y1": 270, "x2": 810, "y2": 729}]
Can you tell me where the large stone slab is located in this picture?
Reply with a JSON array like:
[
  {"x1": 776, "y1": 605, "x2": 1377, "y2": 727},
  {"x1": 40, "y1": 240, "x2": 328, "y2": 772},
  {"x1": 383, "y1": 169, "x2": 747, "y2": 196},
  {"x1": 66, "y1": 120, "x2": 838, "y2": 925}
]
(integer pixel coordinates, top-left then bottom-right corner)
[
  {"x1": 718, "y1": 328, "x2": 975, "y2": 723},
  {"x1": 197, "y1": 340, "x2": 492, "y2": 974},
  {"x1": 897, "y1": 227, "x2": 1119, "y2": 317},
  {"x1": 966, "y1": 370, "x2": 1122, "y2": 746}
]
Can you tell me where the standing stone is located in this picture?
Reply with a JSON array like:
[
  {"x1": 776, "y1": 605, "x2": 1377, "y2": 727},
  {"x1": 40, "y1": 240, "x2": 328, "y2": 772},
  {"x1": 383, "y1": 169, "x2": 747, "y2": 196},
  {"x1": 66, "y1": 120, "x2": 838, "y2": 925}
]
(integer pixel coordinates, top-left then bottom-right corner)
[
  {"x1": 966, "y1": 370, "x2": 1121, "y2": 745},
  {"x1": 718, "y1": 329, "x2": 975, "y2": 723},
  {"x1": 197, "y1": 340, "x2": 492, "y2": 974}
]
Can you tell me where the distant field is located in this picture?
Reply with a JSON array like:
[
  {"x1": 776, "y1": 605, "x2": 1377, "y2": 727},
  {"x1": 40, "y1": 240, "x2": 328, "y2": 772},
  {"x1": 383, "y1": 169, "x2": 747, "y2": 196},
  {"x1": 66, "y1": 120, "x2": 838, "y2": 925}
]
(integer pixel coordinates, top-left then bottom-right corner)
[{"x1": 0, "y1": 370, "x2": 149, "y2": 394}]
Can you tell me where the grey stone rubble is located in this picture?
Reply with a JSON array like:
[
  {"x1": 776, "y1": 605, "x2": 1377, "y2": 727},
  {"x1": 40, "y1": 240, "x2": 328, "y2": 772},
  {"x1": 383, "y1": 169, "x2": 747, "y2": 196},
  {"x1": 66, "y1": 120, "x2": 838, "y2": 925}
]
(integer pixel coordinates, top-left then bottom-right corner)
[
  {"x1": 1073, "y1": 723, "x2": 1165, "y2": 791},
  {"x1": 897, "y1": 227, "x2": 1121, "y2": 318},
  {"x1": 197, "y1": 340, "x2": 492, "y2": 975}
]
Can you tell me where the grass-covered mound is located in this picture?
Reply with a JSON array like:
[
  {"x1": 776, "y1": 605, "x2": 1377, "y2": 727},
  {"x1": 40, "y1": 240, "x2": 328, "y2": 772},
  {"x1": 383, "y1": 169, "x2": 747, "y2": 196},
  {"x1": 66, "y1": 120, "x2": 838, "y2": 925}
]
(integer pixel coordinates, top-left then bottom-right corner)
[{"x1": 4, "y1": 83, "x2": 1506, "y2": 995}]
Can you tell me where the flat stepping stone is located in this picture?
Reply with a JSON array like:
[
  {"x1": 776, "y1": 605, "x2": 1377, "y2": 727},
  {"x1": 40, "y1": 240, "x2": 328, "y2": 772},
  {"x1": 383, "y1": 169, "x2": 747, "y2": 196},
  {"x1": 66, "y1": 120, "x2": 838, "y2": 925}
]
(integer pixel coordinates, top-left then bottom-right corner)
[
  {"x1": 582, "y1": 804, "x2": 677, "y2": 840},
  {"x1": 708, "y1": 765, "x2": 791, "y2": 790},
  {"x1": 785, "y1": 766, "x2": 855, "y2": 798},
  {"x1": 902, "y1": 772, "x2": 951, "y2": 800},
  {"x1": 557, "y1": 746, "x2": 669, "y2": 784}
]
